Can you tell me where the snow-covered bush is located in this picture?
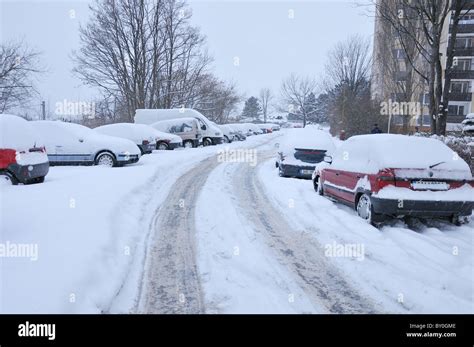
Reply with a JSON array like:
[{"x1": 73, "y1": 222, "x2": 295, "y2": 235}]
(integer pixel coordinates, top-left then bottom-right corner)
[{"x1": 462, "y1": 113, "x2": 474, "y2": 135}]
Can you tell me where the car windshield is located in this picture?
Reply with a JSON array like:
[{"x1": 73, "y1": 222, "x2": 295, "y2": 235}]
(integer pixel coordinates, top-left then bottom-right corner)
[{"x1": 294, "y1": 148, "x2": 326, "y2": 163}]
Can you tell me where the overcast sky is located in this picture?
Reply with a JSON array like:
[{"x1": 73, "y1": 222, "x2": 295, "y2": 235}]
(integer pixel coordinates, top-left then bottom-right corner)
[{"x1": 0, "y1": 0, "x2": 374, "y2": 117}]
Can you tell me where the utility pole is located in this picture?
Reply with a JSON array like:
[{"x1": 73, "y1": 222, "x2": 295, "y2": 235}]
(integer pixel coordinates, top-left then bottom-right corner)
[{"x1": 41, "y1": 101, "x2": 46, "y2": 120}]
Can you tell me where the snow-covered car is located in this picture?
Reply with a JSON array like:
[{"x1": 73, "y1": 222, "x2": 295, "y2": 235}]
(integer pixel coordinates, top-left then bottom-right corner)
[
  {"x1": 214, "y1": 123, "x2": 236, "y2": 143},
  {"x1": 151, "y1": 118, "x2": 200, "y2": 148},
  {"x1": 153, "y1": 130, "x2": 183, "y2": 150},
  {"x1": 94, "y1": 123, "x2": 157, "y2": 155},
  {"x1": 227, "y1": 124, "x2": 248, "y2": 140},
  {"x1": 0, "y1": 114, "x2": 49, "y2": 185},
  {"x1": 135, "y1": 108, "x2": 223, "y2": 146},
  {"x1": 246, "y1": 123, "x2": 264, "y2": 135},
  {"x1": 276, "y1": 128, "x2": 335, "y2": 179},
  {"x1": 256, "y1": 123, "x2": 273, "y2": 133},
  {"x1": 30, "y1": 121, "x2": 140, "y2": 167},
  {"x1": 312, "y1": 134, "x2": 474, "y2": 225}
]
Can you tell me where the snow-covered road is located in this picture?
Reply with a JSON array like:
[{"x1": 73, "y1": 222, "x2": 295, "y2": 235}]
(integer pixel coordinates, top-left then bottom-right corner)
[{"x1": 1, "y1": 130, "x2": 472, "y2": 313}]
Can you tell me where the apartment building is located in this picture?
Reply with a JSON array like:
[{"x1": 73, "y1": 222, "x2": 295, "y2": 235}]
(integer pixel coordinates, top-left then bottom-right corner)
[{"x1": 371, "y1": 0, "x2": 474, "y2": 133}]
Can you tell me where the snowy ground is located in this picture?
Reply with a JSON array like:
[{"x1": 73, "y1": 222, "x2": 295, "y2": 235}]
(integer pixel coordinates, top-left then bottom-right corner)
[{"x1": 1, "y1": 130, "x2": 473, "y2": 313}]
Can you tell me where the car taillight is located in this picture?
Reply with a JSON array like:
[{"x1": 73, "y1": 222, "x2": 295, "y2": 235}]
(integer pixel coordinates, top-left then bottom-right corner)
[
  {"x1": 142, "y1": 140, "x2": 149, "y2": 145},
  {"x1": 376, "y1": 170, "x2": 395, "y2": 189}
]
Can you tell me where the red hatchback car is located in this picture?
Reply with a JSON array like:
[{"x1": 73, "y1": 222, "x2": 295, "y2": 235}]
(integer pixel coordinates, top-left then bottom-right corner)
[
  {"x1": 312, "y1": 134, "x2": 474, "y2": 226},
  {"x1": 0, "y1": 114, "x2": 49, "y2": 185}
]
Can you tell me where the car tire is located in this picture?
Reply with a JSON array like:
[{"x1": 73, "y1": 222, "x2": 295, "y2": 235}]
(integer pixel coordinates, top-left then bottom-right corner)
[
  {"x1": 278, "y1": 166, "x2": 286, "y2": 177},
  {"x1": 183, "y1": 140, "x2": 194, "y2": 149},
  {"x1": 314, "y1": 176, "x2": 324, "y2": 195},
  {"x1": 26, "y1": 176, "x2": 45, "y2": 184},
  {"x1": 0, "y1": 171, "x2": 18, "y2": 186},
  {"x1": 157, "y1": 142, "x2": 169, "y2": 150},
  {"x1": 223, "y1": 135, "x2": 230, "y2": 143},
  {"x1": 451, "y1": 215, "x2": 470, "y2": 226},
  {"x1": 95, "y1": 152, "x2": 116, "y2": 167},
  {"x1": 356, "y1": 193, "x2": 383, "y2": 226},
  {"x1": 203, "y1": 138, "x2": 213, "y2": 147}
]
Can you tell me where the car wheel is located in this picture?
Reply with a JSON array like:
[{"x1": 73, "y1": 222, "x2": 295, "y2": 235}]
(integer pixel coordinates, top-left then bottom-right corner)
[
  {"x1": 356, "y1": 193, "x2": 384, "y2": 226},
  {"x1": 357, "y1": 194, "x2": 373, "y2": 222},
  {"x1": 0, "y1": 171, "x2": 18, "y2": 186},
  {"x1": 95, "y1": 152, "x2": 115, "y2": 167},
  {"x1": 157, "y1": 142, "x2": 169, "y2": 150},
  {"x1": 26, "y1": 176, "x2": 45, "y2": 184},
  {"x1": 278, "y1": 166, "x2": 286, "y2": 177},
  {"x1": 183, "y1": 140, "x2": 194, "y2": 149},
  {"x1": 203, "y1": 138, "x2": 213, "y2": 147},
  {"x1": 314, "y1": 176, "x2": 324, "y2": 195},
  {"x1": 223, "y1": 135, "x2": 230, "y2": 143},
  {"x1": 451, "y1": 215, "x2": 470, "y2": 226}
]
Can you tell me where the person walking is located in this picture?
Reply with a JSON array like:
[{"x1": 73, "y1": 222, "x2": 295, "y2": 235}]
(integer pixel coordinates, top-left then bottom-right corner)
[{"x1": 371, "y1": 123, "x2": 382, "y2": 134}]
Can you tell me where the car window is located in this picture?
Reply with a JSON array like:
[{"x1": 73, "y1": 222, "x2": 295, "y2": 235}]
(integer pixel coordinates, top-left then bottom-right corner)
[{"x1": 294, "y1": 149, "x2": 326, "y2": 164}]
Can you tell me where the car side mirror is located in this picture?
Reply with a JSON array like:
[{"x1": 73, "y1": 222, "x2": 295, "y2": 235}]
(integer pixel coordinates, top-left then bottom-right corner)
[
  {"x1": 201, "y1": 125, "x2": 207, "y2": 130},
  {"x1": 323, "y1": 155, "x2": 332, "y2": 164},
  {"x1": 78, "y1": 138, "x2": 84, "y2": 143}
]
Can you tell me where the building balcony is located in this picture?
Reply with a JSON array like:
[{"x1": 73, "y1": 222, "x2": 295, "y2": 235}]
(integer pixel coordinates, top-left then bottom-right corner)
[
  {"x1": 450, "y1": 23, "x2": 474, "y2": 34},
  {"x1": 446, "y1": 115, "x2": 466, "y2": 123},
  {"x1": 449, "y1": 92, "x2": 473, "y2": 101},
  {"x1": 450, "y1": 69, "x2": 474, "y2": 79},
  {"x1": 453, "y1": 47, "x2": 474, "y2": 56}
]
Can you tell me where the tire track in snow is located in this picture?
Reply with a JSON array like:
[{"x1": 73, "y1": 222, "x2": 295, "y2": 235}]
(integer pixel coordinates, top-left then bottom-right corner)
[
  {"x1": 139, "y1": 155, "x2": 220, "y2": 313},
  {"x1": 232, "y1": 150, "x2": 380, "y2": 313}
]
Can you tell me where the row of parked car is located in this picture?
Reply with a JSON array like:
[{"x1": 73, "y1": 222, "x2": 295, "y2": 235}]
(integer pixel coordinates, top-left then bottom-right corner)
[
  {"x1": 0, "y1": 109, "x2": 279, "y2": 185},
  {"x1": 276, "y1": 127, "x2": 474, "y2": 226}
]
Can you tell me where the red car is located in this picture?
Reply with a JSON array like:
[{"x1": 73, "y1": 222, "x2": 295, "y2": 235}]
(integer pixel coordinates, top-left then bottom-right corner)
[
  {"x1": 312, "y1": 134, "x2": 474, "y2": 226},
  {"x1": 0, "y1": 114, "x2": 49, "y2": 185}
]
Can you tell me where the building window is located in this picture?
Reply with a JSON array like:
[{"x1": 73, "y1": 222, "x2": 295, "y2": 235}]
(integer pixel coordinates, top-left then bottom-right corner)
[
  {"x1": 453, "y1": 58, "x2": 472, "y2": 70},
  {"x1": 419, "y1": 92, "x2": 429, "y2": 105},
  {"x1": 393, "y1": 115, "x2": 404, "y2": 125},
  {"x1": 450, "y1": 81, "x2": 471, "y2": 93},
  {"x1": 455, "y1": 37, "x2": 474, "y2": 48},
  {"x1": 418, "y1": 115, "x2": 431, "y2": 126},
  {"x1": 448, "y1": 105, "x2": 466, "y2": 116}
]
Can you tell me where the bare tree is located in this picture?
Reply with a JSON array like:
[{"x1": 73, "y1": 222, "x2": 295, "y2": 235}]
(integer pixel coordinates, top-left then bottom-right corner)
[
  {"x1": 323, "y1": 35, "x2": 385, "y2": 136},
  {"x1": 259, "y1": 88, "x2": 273, "y2": 123},
  {"x1": 374, "y1": 0, "x2": 472, "y2": 135},
  {"x1": 0, "y1": 41, "x2": 43, "y2": 113},
  {"x1": 280, "y1": 74, "x2": 318, "y2": 127},
  {"x1": 73, "y1": 0, "x2": 211, "y2": 122}
]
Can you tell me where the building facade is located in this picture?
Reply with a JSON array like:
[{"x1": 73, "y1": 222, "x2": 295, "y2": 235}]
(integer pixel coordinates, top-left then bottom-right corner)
[{"x1": 371, "y1": 0, "x2": 474, "y2": 133}]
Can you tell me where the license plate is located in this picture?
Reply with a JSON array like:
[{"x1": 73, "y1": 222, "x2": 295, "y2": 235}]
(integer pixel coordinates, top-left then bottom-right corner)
[
  {"x1": 411, "y1": 181, "x2": 449, "y2": 191},
  {"x1": 300, "y1": 169, "x2": 313, "y2": 175}
]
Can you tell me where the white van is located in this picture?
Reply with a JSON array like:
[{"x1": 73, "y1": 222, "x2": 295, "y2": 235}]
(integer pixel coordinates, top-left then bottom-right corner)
[{"x1": 135, "y1": 108, "x2": 223, "y2": 146}]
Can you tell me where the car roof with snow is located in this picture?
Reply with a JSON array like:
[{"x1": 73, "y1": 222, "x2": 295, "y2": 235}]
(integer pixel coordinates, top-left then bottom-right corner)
[
  {"x1": 0, "y1": 114, "x2": 44, "y2": 150},
  {"x1": 280, "y1": 128, "x2": 336, "y2": 154},
  {"x1": 334, "y1": 134, "x2": 471, "y2": 173},
  {"x1": 95, "y1": 123, "x2": 157, "y2": 143}
]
